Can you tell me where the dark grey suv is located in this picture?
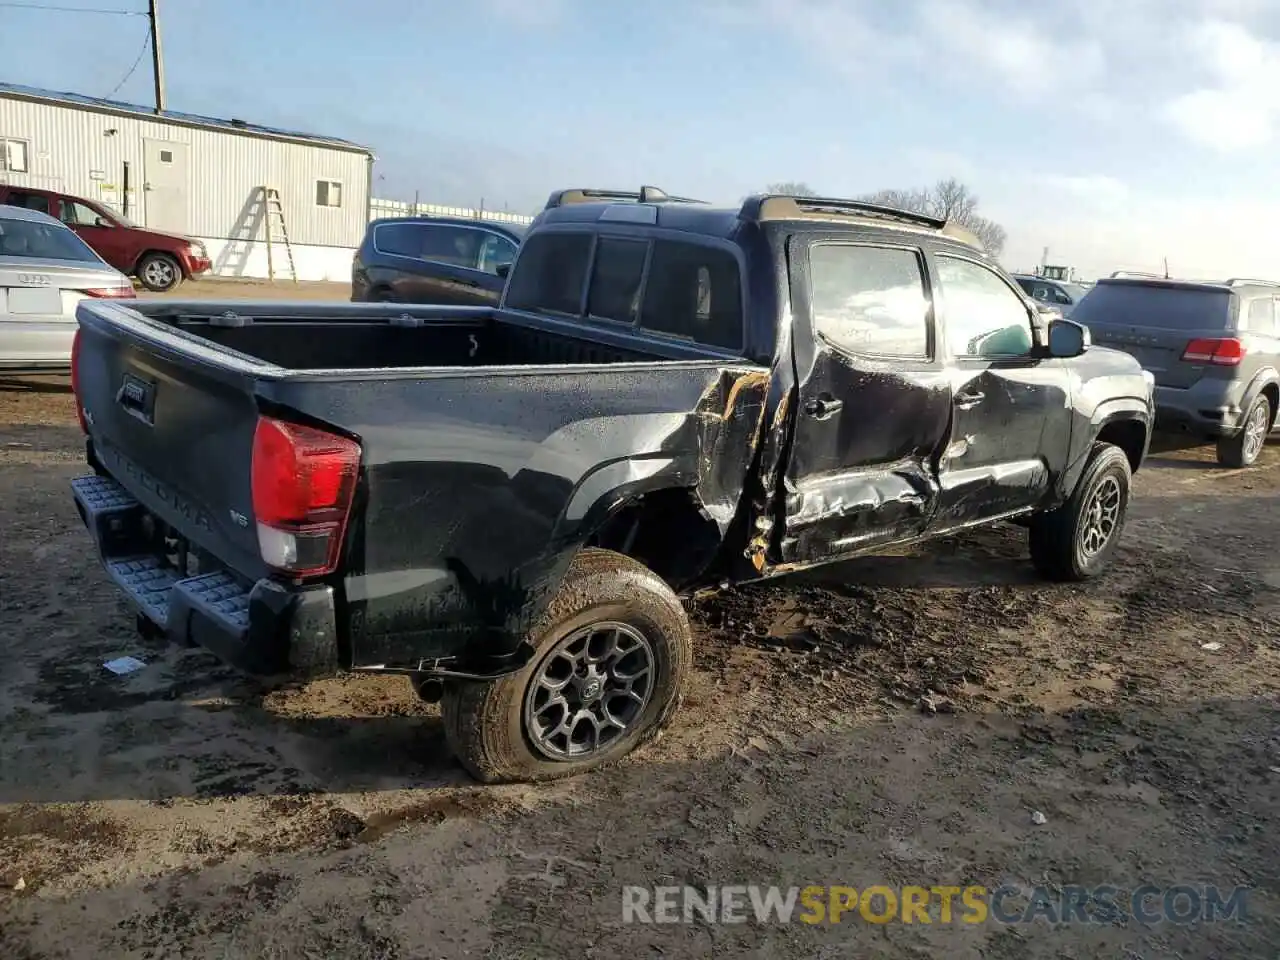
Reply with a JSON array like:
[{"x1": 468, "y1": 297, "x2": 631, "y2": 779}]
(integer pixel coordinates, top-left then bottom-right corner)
[
  {"x1": 351, "y1": 216, "x2": 525, "y2": 306},
  {"x1": 1075, "y1": 277, "x2": 1279, "y2": 466}
]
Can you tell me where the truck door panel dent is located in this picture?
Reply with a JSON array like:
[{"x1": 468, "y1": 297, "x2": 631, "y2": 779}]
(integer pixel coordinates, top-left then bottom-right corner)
[{"x1": 774, "y1": 236, "x2": 952, "y2": 566}]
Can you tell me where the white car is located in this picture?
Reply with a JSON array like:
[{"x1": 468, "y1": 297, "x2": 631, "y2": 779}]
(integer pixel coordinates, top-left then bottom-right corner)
[{"x1": 0, "y1": 203, "x2": 134, "y2": 370}]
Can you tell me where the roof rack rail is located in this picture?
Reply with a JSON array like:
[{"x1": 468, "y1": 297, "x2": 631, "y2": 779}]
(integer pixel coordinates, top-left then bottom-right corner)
[
  {"x1": 738, "y1": 193, "x2": 983, "y2": 248},
  {"x1": 1224, "y1": 277, "x2": 1280, "y2": 287},
  {"x1": 543, "y1": 185, "x2": 707, "y2": 210},
  {"x1": 739, "y1": 194, "x2": 947, "y2": 229},
  {"x1": 1108, "y1": 270, "x2": 1165, "y2": 279}
]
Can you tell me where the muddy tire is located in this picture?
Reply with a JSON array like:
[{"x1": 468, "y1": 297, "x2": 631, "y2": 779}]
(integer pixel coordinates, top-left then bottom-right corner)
[
  {"x1": 441, "y1": 548, "x2": 692, "y2": 784},
  {"x1": 136, "y1": 252, "x2": 182, "y2": 292},
  {"x1": 1216, "y1": 395, "x2": 1271, "y2": 468},
  {"x1": 1029, "y1": 442, "x2": 1132, "y2": 582}
]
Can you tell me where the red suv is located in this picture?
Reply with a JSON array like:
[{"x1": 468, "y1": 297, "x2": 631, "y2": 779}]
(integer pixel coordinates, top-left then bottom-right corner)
[{"x1": 0, "y1": 186, "x2": 211, "y2": 292}]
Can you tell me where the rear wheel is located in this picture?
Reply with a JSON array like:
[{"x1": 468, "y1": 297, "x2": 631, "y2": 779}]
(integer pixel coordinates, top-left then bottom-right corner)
[
  {"x1": 136, "y1": 252, "x2": 181, "y2": 292},
  {"x1": 441, "y1": 548, "x2": 691, "y2": 784},
  {"x1": 1029, "y1": 442, "x2": 1132, "y2": 582},
  {"x1": 1216, "y1": 395, "x2": 1271, "y2": 468}
]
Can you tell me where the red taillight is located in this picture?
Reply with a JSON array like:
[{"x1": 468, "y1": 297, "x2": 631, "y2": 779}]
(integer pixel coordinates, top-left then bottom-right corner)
[
  {"x1": 70, "y1": 327, "x2": 88, "y2": 433},
  {"x1": 81, "y1": 286, "x2": 136, "y2": 299},
  {"x1": 1182, "y1": 337, "x2": 1245, "y2": 366},
  {"x1": 250, "y1": 416, "x2": 361, "y2": 577}
]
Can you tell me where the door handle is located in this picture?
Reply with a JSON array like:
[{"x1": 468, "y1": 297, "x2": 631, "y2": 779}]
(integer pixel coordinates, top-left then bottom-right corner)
[
  {"x1": 803, "y1": 395, "x2": 843, "y2": 419},
  {"x1": 956, "y1": 390, "x2": 985, "y2": 409}
]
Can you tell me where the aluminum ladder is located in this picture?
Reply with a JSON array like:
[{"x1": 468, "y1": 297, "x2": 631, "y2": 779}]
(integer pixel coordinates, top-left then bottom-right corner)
[{"x1": 261, "y1": 186, "x2": 298, "y2": 283}]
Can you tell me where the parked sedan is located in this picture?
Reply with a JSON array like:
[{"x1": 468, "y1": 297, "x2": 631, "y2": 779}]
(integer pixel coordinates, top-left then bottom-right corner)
[
  {"x1": 351, "y1": 216, "x2": 525, "y2": 306},
  {"x1": 0, "y1": 204, "x2": 134, "y2": 371}
]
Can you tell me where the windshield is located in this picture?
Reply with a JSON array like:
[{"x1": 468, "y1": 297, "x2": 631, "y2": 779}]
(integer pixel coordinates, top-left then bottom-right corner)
[
  {"x1": 0, "y1": 216, "x2": 105, "y2": 263},
  {"x1": 1073, "y1": 282, "x2": 1232, "y2": 330}
]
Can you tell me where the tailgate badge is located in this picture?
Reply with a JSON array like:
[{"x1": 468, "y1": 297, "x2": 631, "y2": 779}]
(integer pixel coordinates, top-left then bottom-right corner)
[
  {"x1": 16, "y1": 274, "x2": 51, "y2": 286},
  {"x1": 229, "y1": 509, "x2": 249, "y2": 528}
]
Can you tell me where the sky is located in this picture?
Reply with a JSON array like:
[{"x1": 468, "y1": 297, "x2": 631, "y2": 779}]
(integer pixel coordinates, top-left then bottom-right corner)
[{"x1": 2, "y1": 0, "x2": 1278, "y2": 280}]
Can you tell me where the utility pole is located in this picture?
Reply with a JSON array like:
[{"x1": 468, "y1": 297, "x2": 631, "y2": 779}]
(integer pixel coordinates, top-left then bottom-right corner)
[{"x1": 148, "y1": 0, "x2": 166, "y2": 113}]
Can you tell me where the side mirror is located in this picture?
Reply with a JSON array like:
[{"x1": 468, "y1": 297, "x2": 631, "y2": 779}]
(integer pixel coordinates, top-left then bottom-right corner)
[
  {"x1": 495, "y1": 262, "x2": 511, "y2": 279},
  {"x1": 1047, "y1": 318, "x2": 1090, "y2": 358},
  {"x1": 94, "y1": 216, "x2": 114, "y2": 228}
]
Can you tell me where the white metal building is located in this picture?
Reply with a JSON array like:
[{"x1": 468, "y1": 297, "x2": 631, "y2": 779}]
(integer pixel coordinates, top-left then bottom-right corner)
[{"x1": 0, "y1": 82, "x2": 373, "y2": 281}]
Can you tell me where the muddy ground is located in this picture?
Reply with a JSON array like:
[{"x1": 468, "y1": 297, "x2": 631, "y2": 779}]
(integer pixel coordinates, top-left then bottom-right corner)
[{"x1": 1, "y1": 376, "x2": 1277, "y2": 958}]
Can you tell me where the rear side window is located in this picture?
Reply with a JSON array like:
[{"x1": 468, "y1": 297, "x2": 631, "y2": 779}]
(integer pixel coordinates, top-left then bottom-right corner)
[
  {"x1": 640, "y1": 241, "x2": 742, "y2": 350},
  {"x1": 419, "y1": 225, "x2": 481, "y2": 268},
  {"x1": 808, "y1": 243, "x2": 930, "y2": 358},
  {"x1": 1246, "y1": 297, "x2": 1278, "y2": 335},
  {"x1": 587, "y1": 238, "x2": 647, "y2": 323},
  {"x1": 6, "y1": 191, "x2": 51, "y2": 215},
  {"x1": 1072, "y1": 283, "x2": 1232, "y2": 330},
  {"x1": 505, "y1": 231, "x2": 593, "y2": 316},
  {"x1": 0, "y1": 216, "x2": 101, "y2": 262},
  {"x1": 374, "y1": 223, "x2": 422, "y2": 258}
]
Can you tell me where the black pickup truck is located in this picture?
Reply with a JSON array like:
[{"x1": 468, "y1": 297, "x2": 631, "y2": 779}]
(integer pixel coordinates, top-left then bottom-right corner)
[{"x1": 69, "y1": 187, "x2": 1154, "y2": 783}]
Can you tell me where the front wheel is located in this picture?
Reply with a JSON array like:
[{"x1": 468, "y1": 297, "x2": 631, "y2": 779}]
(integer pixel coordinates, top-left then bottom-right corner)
[
  {"x1": 441, "y1": 548, "x2": 692, "y2": 784},
  {"x1": 136, "y1": 252, "x2": 182, "y2": 292},
  {"x1": 1216, "y1": 395, "x2": 1271, "y2": 468},
  {"x1": 1029, "y1": 442, "x2": 1132, "y2": 582}
]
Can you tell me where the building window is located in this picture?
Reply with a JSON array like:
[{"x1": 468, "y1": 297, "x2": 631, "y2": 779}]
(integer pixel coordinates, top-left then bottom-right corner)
[
  {"x1": 1, "y1": 137, "x2": 30, "y2": 174},
  {"x1": 315, "y1": 179, "x2": 342, "y2": 207},
  {"x1": 159, "y1": 149, "x2": 173, "y2": 163}
]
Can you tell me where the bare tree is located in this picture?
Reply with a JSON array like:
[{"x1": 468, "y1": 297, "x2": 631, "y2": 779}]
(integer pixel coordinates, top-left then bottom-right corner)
[
  {"x1": 860, "y1": 178, "x2": 1007, "y2": 256},
  {"x1": 764, "y1": 181, "x2": 818, "y2": 197}
]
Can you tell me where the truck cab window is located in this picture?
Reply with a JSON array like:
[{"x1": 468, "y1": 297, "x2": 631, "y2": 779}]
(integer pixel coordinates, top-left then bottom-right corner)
[
  {"x1": 808, "y1": 243, "x2": 930, "y2": 358},
  {"x1": 640, "y1": 241, "x2": 742, "y2": 350},
  {"x1": 505, "y1": 231, "x2": 593, "y2": 316},
  {"x1": 587, "y1": 238, "x2": 647, "y2": 324},
  {"x1": 936, "y1": 256, "x2": 1034, "y2": 358}
]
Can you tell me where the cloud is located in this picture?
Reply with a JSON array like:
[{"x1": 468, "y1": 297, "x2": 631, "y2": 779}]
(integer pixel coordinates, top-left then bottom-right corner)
[
  {"x1": 728, "y1": 0, "x2": 1107, "y2": 101},
  {"x1": 1034, "y1": 174, "x2": 1130, "y2": 204},
  {"x1": 1162, "y1": 20, "x2": 1280, "y2": 150}
]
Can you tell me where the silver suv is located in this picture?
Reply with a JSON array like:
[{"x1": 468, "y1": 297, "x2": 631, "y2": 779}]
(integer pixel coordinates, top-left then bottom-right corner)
[{"x1": 1075, "y1": 277, "x2": 1279, "y2": 467}]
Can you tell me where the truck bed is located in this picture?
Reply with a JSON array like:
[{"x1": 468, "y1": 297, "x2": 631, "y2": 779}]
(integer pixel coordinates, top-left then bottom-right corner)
[
  {"x1": 70, "y1": 297, "x2": 769, "y2": 675},
  {"x1": 120, "y1": 300, "x2": 668, "y2": 370}
]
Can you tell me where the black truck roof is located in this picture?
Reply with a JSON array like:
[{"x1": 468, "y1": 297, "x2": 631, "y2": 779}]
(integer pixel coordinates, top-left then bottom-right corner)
[{"x1": 532, "y1": 185, "x2": 988, "y2": 253}]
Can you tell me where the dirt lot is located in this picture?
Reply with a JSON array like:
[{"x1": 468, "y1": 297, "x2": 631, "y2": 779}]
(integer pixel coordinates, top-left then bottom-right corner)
[
  {"x1": 1, "y1": 376, "x2": 1278, "y2": 957},
  {"x1": 135, "y1": 277, "x2": 352, "y2": 302}
]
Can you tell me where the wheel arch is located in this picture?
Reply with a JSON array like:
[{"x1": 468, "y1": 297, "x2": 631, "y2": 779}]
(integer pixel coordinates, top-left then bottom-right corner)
[{"x1": 133, "y1": 248, "x2": 186, "y2": 279}]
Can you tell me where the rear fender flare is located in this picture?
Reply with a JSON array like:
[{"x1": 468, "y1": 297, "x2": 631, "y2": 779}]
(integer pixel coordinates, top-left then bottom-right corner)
[
  {"x1": 555, "y1": 456, "x2": 700, "y2": 545},
  {"x1": 1240, "y1": 368, "x2": 1280, "y2": 429}
]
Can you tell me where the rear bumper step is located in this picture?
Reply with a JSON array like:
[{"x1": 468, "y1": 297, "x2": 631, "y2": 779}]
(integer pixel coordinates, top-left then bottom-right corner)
[{"x1": 71, "y1": 474, "x2": 337, "y2": 676}]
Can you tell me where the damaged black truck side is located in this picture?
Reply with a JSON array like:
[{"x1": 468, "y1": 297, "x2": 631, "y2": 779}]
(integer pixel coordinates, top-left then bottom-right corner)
[{"x1": 70, "y1": 188, "x2": 1154, "y2": 783}]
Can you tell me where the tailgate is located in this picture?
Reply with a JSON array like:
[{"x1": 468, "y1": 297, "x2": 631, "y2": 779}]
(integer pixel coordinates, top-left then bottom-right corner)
[
  {"x1": 1086, "y1": 321, "x2": 1200, "y2": 388},
  {"x1": 75, "y1": 304, "x2": 269, "y2": 579},
  {"x1": 1075, "y1": 283, "x2": 1233, "y2": 389}
]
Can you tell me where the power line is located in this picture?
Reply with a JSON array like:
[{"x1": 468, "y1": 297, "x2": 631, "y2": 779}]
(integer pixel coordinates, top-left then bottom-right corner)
[
  {"x1": 104, "y1": 29, "x2": 151, "y2": 100},
  {"x1": 0, "y1": 2, "x2": 144, "y2": 13}
]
